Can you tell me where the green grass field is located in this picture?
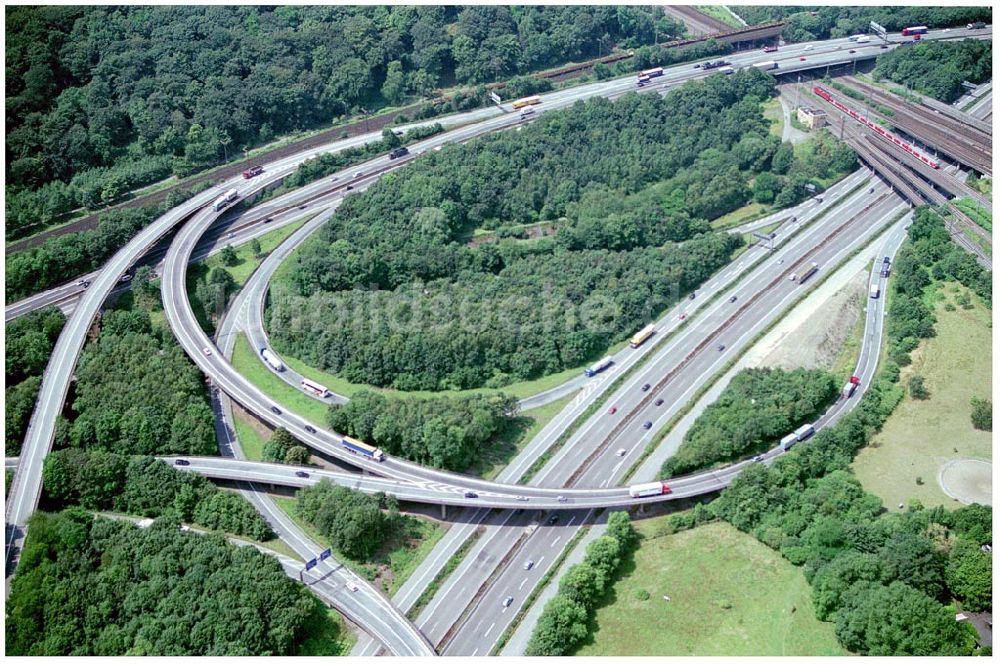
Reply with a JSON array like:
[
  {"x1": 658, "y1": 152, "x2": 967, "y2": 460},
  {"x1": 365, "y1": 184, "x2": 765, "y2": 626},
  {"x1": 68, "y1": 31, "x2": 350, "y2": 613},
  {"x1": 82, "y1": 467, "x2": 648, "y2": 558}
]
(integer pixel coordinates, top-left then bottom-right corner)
[
  {"x1": 272, "y1": 495, "x2": 446, "y2": 596},
  {"x1": 829, "y1": 272, "x2": 868, "y2": 382},
  {"x1": 711, "y1": 201, "x2": 772, "y2": 230},
  {"x1": 954, "y1": 198, "x2": 992, "y2": 232},
  {"x1": 695, "y1": 5, "x2": 742, "y2": 28},
  {"x1": 232, "y1": 333, "x2": 331, "y2": 424},
  {"x1": 763, "y1": 97, "x2": 784, "y2": 138},
  {"x1": 577, "y1": 519, "x2": 845, "y2": 656},
  {"x1": 205, "y1": 215, "x2": 313, "y2": 287},
  {"x1": 852, "y1": 283, "x2": 992, "y2": 509},
  {"x1": 231, "y1": 407, "x2": 269, "y2": 461},
  {"x1": 280, "y1": 348, "x2": 587, "y2": 402}
]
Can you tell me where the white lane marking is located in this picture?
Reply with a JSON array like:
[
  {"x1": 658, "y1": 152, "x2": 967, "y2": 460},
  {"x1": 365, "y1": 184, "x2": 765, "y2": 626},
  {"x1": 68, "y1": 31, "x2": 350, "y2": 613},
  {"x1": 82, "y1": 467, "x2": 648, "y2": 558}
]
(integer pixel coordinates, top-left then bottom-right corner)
[{"x1": 551, "y1": 536, "x2": 562, "y2": 548}]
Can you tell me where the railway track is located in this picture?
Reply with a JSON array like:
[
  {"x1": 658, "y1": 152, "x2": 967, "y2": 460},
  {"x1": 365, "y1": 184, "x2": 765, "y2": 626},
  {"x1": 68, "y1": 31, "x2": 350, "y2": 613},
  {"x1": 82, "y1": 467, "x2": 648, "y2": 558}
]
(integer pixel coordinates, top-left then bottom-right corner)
[
  {"x1": 663, "y1": 5, "x2": 733, "y2": 36},
  {"x1": 845, "y1": 77, "x2": 992, "y2": 140},
  {"x1": 827, "y1": 104, "x2": 992, "y2": 268},
  {"x1": 813, "y1": 85, "x2": 992, "y2": 258},
  {"x1": 867, "y1": 139, "x2": 990, "y2": 262},
  {"x1": 839, "y1": 78, "x2": 992, "y2": 177}
]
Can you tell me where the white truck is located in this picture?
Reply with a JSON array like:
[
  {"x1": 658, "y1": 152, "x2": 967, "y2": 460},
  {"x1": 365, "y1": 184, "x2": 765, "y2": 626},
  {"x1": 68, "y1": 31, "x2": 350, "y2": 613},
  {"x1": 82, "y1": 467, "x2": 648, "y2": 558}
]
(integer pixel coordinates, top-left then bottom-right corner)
[
  {"x1": 213, "y1": 188, "x2": 239, "y2": 212},
  {"x1": 780, "y1": 433, "x2": 798, "y2": 451},
  {"x1": 628, "y1": 481, "x2": 671, "y2": 498},
  {"x1": 584, "y1": 356, "x2": 613, "y2": 377},
  {"x1": 794, "y1": 423, "x2": 816, "y2": 442},
  {"x1": 260, "y1": 347, "x2": 285, "y2": 372},
  {"x1": 869, "y1": 284, "x2": 880, "y2": 299}
]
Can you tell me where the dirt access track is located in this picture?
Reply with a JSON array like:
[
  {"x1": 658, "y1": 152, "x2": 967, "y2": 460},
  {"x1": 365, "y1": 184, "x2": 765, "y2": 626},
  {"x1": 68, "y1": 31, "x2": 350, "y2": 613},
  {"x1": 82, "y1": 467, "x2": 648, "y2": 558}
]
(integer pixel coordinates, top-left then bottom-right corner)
[{"x1": 939, "y1": 458, "x2": 992, "y2": 506}]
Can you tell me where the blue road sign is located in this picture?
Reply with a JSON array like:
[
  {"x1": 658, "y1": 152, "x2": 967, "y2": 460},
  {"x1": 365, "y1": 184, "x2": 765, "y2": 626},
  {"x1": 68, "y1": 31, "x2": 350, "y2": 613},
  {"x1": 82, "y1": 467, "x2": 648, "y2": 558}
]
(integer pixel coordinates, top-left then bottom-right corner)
[
  {"x1": 319, "y1": 548, "x2": 331, "y2": 561},
  {"x1": 305, "y1": 558, "x2": 318, "y2": 570}
]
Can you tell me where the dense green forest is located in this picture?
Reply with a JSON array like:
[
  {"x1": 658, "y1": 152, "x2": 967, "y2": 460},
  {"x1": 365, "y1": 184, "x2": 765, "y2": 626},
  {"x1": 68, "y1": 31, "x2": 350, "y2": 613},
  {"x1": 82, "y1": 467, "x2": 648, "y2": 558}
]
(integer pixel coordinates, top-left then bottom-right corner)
[
  {"x1": 53, "y1": 272, "x2": 217, "y2": 457},
  {"x1": 659, "y1": 206, "x2": 992, "y2": 655},
  {"x1": 269, "y1": 71, "x2": 848, "y2": 391},
  {"x1": 873, "y1": 40, "x2": 992, "y2": 103},
  {"x1": 662, "y1": 368, "x2": 838, "y2": 477},
  {"x1": 526, "y1": 512, "x2": 636, "y2": 656},
  {"x1": 737, "y1": 6, "x2": 991, "y2": 43},
  {"x1": 5, "y1": 509, "x2": 314, "y2": 655},
  {"x1": 328, "y1": 391, "x2": 516, "y2": 471},
  {"x1": 43, "y1": 449, "x2": 272, "y2": 540},
  {"x1": 6, "y1": 6, "x2": 681, "y2": 239},
  {"x1": 296, "y1": 480, "x2": 401, "y2": 560},
  {"x1": 5, "y1": 307, "x2": 67, "y2": 455}
]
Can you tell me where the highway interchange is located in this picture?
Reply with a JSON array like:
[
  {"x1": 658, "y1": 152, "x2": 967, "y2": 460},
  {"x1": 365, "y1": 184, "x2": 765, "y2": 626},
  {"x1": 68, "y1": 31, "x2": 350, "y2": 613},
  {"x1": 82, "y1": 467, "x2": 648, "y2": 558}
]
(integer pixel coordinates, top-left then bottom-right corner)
[{"x1": 5, "y1": 24, "x2": 991, "y2": 657}]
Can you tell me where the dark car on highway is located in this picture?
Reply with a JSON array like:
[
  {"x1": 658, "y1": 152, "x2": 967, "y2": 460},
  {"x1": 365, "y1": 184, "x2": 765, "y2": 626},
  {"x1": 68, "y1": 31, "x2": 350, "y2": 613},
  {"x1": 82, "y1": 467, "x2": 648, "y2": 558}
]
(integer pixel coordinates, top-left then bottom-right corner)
[
  {"x1": 174, "y1": 459, "x2": 190, "y2": 466},
  {"x1": 270, "y1": 406, "x2": 281, "y2": 415},
  {"x1": 655, "y1": 398, "x2": 664, "y2": 406},
  {"x1": 643, "y1": 421, "x2": 652, "y2": 429},
  {"x1": 304, "y1": 425, "x2": 316, "y2": 434},
  {"x1": 295, "y1": 471, "x2": 309, "y2": 478},
  {"x1": 464, "y1": 491, "x2": 478, "y2": 499},
  {"x1": 729, "y1": 295, "x2": 738, "y2": 303},
  {"x1": 641, "y1": 383, "x2": 651, "y2": 392}
]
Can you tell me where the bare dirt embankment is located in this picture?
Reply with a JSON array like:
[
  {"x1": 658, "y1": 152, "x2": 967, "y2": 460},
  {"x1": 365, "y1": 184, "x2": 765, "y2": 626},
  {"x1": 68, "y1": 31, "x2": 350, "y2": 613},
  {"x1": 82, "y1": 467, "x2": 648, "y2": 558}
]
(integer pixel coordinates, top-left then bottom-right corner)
[{"x1": 749, "y1": 268, "x2": 867, "y2": 371}]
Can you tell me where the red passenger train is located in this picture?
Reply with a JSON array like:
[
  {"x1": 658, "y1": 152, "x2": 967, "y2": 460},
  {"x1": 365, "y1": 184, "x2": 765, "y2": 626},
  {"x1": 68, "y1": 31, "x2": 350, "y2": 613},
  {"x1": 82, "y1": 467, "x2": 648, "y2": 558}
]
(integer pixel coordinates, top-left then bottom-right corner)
[{"x1": 812, "y1": 86, "x2": 940, "y2": 169}]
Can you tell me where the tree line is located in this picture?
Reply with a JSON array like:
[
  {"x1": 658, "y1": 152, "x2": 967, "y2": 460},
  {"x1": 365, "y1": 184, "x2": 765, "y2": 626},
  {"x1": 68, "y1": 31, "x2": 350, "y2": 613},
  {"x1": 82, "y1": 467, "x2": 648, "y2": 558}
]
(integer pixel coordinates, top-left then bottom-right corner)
[
  {"x1": 662, "y1": 367, "x2": 839, "y2": 477},
  {"x1": 6, "y1": 181, "x2": 211, "y2": 302},
  {"x1": 328, "y1": 390, "x2": 517, "y2": 472},
  {"x1": 5, "y1": 306, "x2": 67, "y2": 456},
  {"x1": 6, "y1": 6, "x2": 680, "y2": 239},
  {"x1": 736, "y1": 6, "x2": 991, "y2": 43},
  {"x1": 42, "y1": 449, "x2": 273, "y2": 541},
  {"x1": 873, "y1": 40, "x2": 992, "y2": 104},
  {"x1": 270, "y1": 71, "x2": 805, "y2": 391},
  {"x1": 255, "y1": 123, "x2": 445, "y2": 207},
  {"x1": 651, "y1": 205, "x2": 992, "y2": 655},
  {"x1": 526, "y1": 512, "x2": 636, "y2": 656},
  {"x1": 6, "y1": 509, "x2": 312, "y2": 655},
  {"x1": 296, "y1": 480, "x2": 401, "y2": 560},
  {"x1": 262, "y1": 427, "x2": 311, "y2": 467}
]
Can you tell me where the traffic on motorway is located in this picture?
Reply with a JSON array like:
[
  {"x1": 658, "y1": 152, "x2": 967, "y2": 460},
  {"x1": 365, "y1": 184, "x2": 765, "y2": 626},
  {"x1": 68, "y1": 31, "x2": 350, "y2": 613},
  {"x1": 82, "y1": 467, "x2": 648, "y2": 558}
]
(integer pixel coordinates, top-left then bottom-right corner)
[{"x1": 6, "y1": 20, "x2": 989, "y2": 658}]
